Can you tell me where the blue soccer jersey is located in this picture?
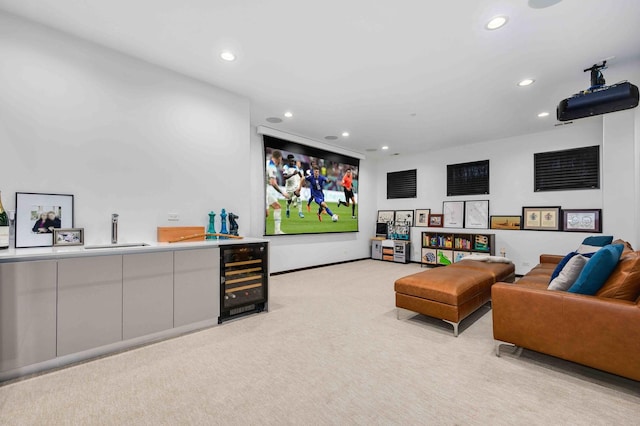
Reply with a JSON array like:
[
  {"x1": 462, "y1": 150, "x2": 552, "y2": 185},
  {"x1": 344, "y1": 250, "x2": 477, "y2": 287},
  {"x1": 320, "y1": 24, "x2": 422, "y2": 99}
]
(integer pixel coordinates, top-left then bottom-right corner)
[{"x1": 305, "y1": 173, "x2": 327, "y2": 204}]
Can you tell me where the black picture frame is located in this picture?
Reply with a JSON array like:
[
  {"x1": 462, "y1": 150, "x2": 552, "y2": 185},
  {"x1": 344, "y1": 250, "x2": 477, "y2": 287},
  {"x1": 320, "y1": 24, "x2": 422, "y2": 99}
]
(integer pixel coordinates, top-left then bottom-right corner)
[
  {"x1": 522, "y1": 206, "x2": 562, "y2": 231},
  {"x1": 443, "y1": 201, "x2": 464, "y2": 228},
  {"x1": 464, "y1": 200, "x2": 489, "y2": 229},
  {"x1": 377, "y1": 210, "x2": 395, "y2": 223},
  {"x1": 562, "y1": 209, "x2": 602, "y2": 233},
  {"x1": 394, "y1": 210, "x2": 414, "y2": 227},
  {"x1": 15, "y1": 192, "x2": 74, "y2": 248}
]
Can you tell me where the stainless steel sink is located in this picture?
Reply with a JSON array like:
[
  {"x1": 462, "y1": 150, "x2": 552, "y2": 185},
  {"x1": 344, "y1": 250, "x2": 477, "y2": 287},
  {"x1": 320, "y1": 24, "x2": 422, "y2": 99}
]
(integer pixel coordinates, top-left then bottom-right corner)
[{"x1": 84, "y1": 243, "x2": 149, "y2": 250}]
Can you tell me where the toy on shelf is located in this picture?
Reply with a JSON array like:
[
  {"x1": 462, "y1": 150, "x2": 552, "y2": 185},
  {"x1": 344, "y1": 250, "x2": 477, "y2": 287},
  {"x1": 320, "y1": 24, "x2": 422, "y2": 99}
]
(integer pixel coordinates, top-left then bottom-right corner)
[
  {"x1": 207, "y1": 211, "x2": 217, "y2": 240},
  {"x1": 219, "y1": 209, "x2": 228, "y2": 239},
  {"x1": 228, "y1": 212, "x2": 239, "y2": 236}
]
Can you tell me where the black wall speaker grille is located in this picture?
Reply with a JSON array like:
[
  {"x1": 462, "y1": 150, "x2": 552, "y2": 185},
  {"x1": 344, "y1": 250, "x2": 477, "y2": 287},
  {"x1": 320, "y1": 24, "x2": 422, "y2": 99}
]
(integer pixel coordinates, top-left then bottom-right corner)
[
  {"x1": 447, "y1": 160, "x2": 489, "y2": 196},
  {"x1": 387, "y1": 169, "x2": 417, "y2": 199},
  {"x1": 534, "y1": 145, "x2": 599, "y2": 191}
]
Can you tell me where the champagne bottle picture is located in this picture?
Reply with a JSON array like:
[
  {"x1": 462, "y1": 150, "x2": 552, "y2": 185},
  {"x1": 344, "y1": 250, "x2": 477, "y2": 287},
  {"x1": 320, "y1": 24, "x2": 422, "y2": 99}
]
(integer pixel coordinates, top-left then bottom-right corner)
[{"x1": 0, "y1": 191, "x2": 9, "y2": 249}]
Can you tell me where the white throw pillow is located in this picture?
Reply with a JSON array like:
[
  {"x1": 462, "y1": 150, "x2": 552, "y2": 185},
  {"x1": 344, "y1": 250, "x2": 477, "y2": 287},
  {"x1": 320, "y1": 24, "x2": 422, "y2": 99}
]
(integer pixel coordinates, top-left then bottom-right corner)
[
  {"x1": 548, "y1": 254, "x2": 588, "y2": 291},
  {"x1": 576, "y1": 244, "x2": 601, "y2": 254}
]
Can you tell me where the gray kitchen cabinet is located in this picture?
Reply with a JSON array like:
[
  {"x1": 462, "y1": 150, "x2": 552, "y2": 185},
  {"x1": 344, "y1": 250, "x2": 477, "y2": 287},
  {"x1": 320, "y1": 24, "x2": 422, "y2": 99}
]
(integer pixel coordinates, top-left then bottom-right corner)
[
  {"x1": 57, "y1": 255, "x2": 123, "y2": 356},
  {"x1": 123, "y1": 251, "x2": 174, "y2": 339},
  {"x1": 0, "y1": 260, "x2": 57, "y2": 372},
  {"x1": 174, "y1": 248, "x2": 220, "y2": 327}
]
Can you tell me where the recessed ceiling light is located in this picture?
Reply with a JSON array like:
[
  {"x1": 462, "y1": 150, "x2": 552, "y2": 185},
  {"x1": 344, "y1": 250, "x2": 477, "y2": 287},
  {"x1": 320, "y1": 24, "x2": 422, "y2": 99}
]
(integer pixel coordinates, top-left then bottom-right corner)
[
  {"x1": 284, "y1": 111, "x2": 293, "y2": 118},
  {"x1": 518, "y1": 78, "x2": 535, "y2": 87},
  {"x1": 220, "y1": 51, "x2": 236, "y2": 61},
  {"x1": 538, "y1": 112, "x2": 550, "y2": 118},
  {"x1": 486, "y1": 16, "x2": 508, "y2": 30},
  {"x1": 325, "y1": 136, "x2": 338, "y2": 140},
  {"x1": 342, "y1": 132, "x2": 349, "y2": 137},
  {"x1": 381, "y1": 146, "x2": 389, "y2": 150},
  {"x1": 266, "y1": 117, "x2": 282, "y2": 123}
]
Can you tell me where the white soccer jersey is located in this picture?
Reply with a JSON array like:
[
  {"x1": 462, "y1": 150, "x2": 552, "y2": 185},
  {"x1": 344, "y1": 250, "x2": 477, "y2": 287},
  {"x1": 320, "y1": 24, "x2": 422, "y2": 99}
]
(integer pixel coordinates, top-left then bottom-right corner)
[
  {"x1": 266, "y1": 159, "x2": 279, "y2": 182},
  {"x1": 283, "y1": 164, "x2": 301, "y2": 191},
  {"x1": 266, "y1": 159, "x2": 281, "y2": 206}
]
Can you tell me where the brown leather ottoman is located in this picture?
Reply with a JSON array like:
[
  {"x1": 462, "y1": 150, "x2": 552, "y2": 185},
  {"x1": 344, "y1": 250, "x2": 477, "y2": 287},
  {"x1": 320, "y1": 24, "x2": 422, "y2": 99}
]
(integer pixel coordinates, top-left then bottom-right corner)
[{"x1": 394, "y1": 261, "x2": 515, "y2": 336}]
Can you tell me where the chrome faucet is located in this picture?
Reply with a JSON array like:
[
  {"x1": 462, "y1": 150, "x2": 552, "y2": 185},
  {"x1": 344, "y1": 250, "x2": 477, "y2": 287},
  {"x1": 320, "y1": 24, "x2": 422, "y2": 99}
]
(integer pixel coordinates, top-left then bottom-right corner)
[{"x1": 111, "y1": 214, "x2": 119, "y2": 244}]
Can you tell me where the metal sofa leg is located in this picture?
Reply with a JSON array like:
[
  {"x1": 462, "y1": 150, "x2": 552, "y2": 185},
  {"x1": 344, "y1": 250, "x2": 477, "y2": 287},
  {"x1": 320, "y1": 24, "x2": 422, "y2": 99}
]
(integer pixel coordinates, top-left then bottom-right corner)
[
  {"x1": 442, "y1": 319, "x2": 459, "y2": 337},
  {"x1": 495, "y1": 340, "x2": 523, "y2": 357}
]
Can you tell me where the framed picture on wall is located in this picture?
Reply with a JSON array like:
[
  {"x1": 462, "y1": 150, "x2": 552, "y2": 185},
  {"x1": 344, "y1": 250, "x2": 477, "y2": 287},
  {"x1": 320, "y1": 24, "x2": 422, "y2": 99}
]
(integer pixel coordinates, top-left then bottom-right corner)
[
  {"x1": 16, "y1": 192, "x2": 74, "y2": 248},
  {"x1": 377, "y1": 210, "x2": 395, "y2": 223},
  {"x1": 415, "y1": 209, "x2": 431, "y2": 227},
  {"x1": 443, "y1": 201, "x2": 464, "y2": 228},
  {"x1": 522, "y1": 206, "x2": 562, "y2": 231},
  {"x1": 464, "y1": 200, "x2": 489, "y2": 229},
  {"x1": 394, "y1": 210, "x2": 414, "y2": 226},
  {"x1": 562, "y1": 209, "x2": 602, "y2": 233}
]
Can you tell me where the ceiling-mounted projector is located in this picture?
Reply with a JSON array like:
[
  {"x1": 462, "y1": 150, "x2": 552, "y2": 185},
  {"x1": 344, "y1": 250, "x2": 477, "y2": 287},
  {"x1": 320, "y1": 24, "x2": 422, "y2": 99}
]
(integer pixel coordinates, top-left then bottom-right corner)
[{"x1": 557, "y1": 61, "x2": 639, "y2": 121}]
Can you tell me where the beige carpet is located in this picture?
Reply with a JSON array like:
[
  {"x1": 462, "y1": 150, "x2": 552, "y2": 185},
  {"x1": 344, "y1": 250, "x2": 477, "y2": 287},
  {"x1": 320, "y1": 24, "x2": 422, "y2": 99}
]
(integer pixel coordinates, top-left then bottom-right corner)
[{"x1": 1, "y1": 260, "x2": 638, "y2": 425}]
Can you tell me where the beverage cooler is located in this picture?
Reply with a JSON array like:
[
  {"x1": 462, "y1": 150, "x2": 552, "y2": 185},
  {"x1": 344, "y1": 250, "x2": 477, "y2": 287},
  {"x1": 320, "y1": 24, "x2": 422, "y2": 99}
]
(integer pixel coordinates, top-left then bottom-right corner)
[{"x1": 219, "y1": 242, "x2": 268, "y2": 323}]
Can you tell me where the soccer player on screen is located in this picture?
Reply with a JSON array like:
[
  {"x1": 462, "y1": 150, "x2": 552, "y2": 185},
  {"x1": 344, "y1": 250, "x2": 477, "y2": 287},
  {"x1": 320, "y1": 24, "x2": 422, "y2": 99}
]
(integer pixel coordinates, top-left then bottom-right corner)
[
  {"x1": 265, "y1": 150, "x2": 290, "y2": 234},
  {"x1": 305, "y1": 166, "x2": 336, "y2": 221},
  {"x1": 282, "y1": 154, "x2": 304, "y2": 218},
  {"x1": 336, "y1": 168, "x2": 357, "y2": 218}
]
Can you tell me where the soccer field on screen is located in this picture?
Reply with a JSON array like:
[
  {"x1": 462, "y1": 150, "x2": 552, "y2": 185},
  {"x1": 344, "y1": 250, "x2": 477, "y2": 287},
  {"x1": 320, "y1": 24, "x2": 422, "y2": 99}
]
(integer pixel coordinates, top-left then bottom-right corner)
[{"x1": 265, "y1": 200, "x2": 358, "y2": 235}]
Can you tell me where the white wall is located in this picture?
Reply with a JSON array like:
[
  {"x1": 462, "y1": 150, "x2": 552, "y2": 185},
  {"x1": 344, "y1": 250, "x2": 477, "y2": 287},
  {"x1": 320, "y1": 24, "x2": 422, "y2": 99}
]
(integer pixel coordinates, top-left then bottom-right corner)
[
  {"x1": 374, "y1": 118, "x2": 631, "y2": 274},
  {"x1": 0, "y1": 12, "x2": 250, "y2": 245},
  {"x1": 3, "y1": 10, "x2": 638, "y2": 276},
  {"x1": 249, "y1": 128, "x2": 375, "y2": 272}
]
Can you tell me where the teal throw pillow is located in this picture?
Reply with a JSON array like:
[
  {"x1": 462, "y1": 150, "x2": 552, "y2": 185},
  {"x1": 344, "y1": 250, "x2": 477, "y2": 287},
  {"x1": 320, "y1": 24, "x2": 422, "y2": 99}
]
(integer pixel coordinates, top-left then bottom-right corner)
[
  {"x1": 568, "y1": 244, "x2": 624, "y2": 295},
  {"x1": 582, "y1": 235, "x2": 613, "y2": 247}
]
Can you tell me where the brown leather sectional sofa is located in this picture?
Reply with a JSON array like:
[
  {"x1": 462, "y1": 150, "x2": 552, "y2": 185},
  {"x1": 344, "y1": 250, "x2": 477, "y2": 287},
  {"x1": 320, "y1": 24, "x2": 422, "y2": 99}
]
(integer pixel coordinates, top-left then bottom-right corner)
[{"x1": 492, "y1": 242, "x2": 640, "y2": 381}]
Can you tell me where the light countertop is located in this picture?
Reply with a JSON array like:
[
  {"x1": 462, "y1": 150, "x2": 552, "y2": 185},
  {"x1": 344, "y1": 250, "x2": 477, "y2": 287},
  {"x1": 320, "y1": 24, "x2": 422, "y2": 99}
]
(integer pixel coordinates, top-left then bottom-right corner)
[{"x1": 0, "y1": 237, "x2": 268, "y2": 263}]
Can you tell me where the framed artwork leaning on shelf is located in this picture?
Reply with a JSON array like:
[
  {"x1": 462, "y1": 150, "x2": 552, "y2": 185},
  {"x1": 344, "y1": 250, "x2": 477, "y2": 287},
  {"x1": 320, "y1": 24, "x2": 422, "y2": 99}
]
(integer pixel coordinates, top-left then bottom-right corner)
[
  {"x1": 563, "y1": 209, "x2": 602, "y2": 233},
  {"x1": 464, "y1": 200, "x2": 489, "y2": 229},
  {"x1": 377, "y1": 210, "x2": 395, "y2": 223},
  {"x1": 443, "y1": 201, "x2": 464, "y2": 228},
  {"x1": 428, "y1": 213, "x2": 444, "y2": 227},
  {"x1": 395, "y1": 210, "x2": 414, "y2": 226},
  {"x1": 490, "y1": 215, "x2": 522, "y2": 230},
  {"x1": 415, "y1": 209, "x2": 431, "y2": 227},
  {"x1": 522, "y1": 206, "x2": 562, "y2": 231}
]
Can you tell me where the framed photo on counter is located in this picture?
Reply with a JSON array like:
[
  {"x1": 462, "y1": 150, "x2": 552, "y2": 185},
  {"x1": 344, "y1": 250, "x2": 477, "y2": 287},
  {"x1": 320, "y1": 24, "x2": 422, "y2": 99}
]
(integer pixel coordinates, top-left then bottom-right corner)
[
  {"x1": 15, "y1": 192, "x2": 74, "y2": 248},
  {"x1": 53, "y1": 228, "x2": 85, "y2": 246}
]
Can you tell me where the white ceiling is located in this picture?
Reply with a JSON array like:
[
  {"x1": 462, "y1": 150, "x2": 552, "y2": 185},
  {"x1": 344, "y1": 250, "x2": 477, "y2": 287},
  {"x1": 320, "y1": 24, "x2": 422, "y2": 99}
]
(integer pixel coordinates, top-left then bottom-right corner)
[{"x1": 1, "y1": 0, "x2": 639, "y2": 157}]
